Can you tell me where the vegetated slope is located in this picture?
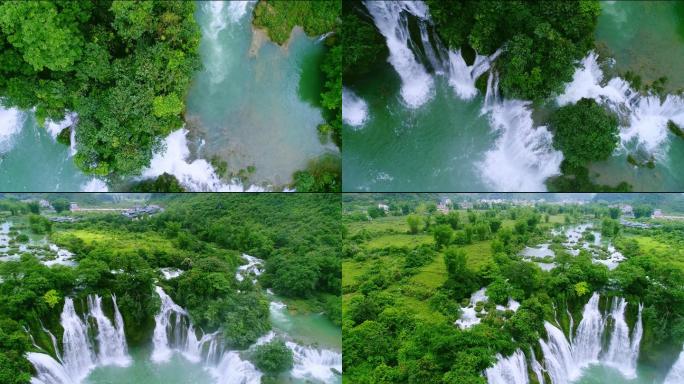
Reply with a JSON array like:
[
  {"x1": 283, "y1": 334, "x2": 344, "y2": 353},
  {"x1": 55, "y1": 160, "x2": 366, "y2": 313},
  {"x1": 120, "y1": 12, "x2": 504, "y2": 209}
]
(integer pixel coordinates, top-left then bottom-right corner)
[
  {"x1": 0, "y1": 193, "x2": 341, "y2": 383},
  {"x1": 343, "y1": 196, "x2": 684, "y2": 383}
]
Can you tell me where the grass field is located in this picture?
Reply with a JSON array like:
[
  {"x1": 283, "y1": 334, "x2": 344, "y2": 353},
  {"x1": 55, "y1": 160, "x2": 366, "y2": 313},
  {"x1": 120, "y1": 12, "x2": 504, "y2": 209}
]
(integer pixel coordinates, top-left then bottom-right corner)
[
  {"x1": 343, "y1": 214, "x2": 498, "y2": 321},
  {"x1": 628, "y1": 234, "x2": 684, "y2": 271}
]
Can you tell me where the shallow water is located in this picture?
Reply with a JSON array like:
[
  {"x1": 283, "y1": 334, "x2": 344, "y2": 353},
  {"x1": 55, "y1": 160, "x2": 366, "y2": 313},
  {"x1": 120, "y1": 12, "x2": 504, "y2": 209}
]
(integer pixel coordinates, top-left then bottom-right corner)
[
  {"x1": 0, "y1": 111, "x2": 97, "y2": 191},
  {"x1": 185, "y1": 1, "x2": 336, "y2": 188}
]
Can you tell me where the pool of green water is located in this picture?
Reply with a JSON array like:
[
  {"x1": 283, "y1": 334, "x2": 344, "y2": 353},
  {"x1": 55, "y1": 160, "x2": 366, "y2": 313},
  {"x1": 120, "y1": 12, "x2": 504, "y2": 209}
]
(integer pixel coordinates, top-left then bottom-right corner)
[
  {"x1": 186, "y1": 1, "x2": 336, "y2": 188},
  {"x1": 575, "y1": 364, "x2": 661, "y2": 384},
  {"x1": 342, "y1": 62, "x2": 494, "y2": 192}
]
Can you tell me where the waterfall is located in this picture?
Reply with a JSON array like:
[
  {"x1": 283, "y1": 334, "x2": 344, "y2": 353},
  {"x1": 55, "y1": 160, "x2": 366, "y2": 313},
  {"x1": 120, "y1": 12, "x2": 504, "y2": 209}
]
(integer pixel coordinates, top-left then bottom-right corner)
[
  {"x1": 485, "y1": 349, "x2": 529, "y2": 384},
  {"x1": 365, "y1": 0, "x2": 435, "y2": 108},
  {"x1": 287, "y1": 341, "x2": 343, "y2": 383},
  {"x1": 665, "y1": 344, "x2": 684, "y2": 384},
  {"x1": 478, "y1": 72, "x2": 563, "y2": 191},
  {"x1": 87, "y1": 294, "x2": 131, "y2": 366},
  {"x1": 530, "y1": 348, "x2": 545, "y2": 384},
  {"x1": 540, "y1": 322, "x2": 580, "y2": 384},
  {"x1": 210, "y1": 351, "x2": 262, "y2": 384},
  {"x1": 40, "y1": 321, "x2": 62, "y2": 363},
  {"x1": 151, "y1": 286, "x2": 189, "y2": 362},
  {"x1": 60, "y1": 298, "x2": 96, "y2": 381},
  {"x1": 447, "y1": 48, "x2": 502, "y2": 101},
  {"x1": 31, "y1": 294, "x2": 131, "y2": 383},
  {"x1": 557, "y1": 51, "x2": 684, "y2": 157},
  {"x1": 455, "y1": 287, "x2": 488, "y2": 329},
  {"x1": 603, "y1": 297, "x2": 641, "y2": 378},
  {"x1": 26, "y1": 352, "x2": 72, "y2": 384},
  {"x1": 566, "y1": 307, "x2": 574, "y2": 344},
  {"x1": 572, "y1": 293, "x2": 604, "y2": 368},
  {"x1": 342, "y1": 87, "x2": 370, "y2": 128}
]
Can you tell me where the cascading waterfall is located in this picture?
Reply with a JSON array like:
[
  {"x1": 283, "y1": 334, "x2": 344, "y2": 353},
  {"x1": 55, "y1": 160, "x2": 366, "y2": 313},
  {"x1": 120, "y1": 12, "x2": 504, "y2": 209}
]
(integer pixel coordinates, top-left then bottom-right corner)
[
  {"x1": 365, "y1": 0, "x2": 435, "y2": 108},
  {"x1": 529, "y1": 348, "x2": 545, "y2": 384},
  {"x1": 557, "y1": 51, "x2": 684, "y2": 157},
  {"x1": 87, "y1": 294, "x2": 130, "y2": 366},
  {"x1": 142, "y1": 128, "x2": 265, "y2": 192},
  {"x1": 665, "y1": 344, "x2": 684, "y2": 384},
  {"x1": 61, "y1": 297, "x2": 96, "y2": 381},
  {"x1": 40, "y1": 320, "x2": 62, "y2": 363},
  {"x1": 572, "y1": 292, "x2": 604, "y2": 368},
  {"x1": 566, "y1": 307, "x2": 574, "y2": 344},
  {"x1": 152, "y1": 286, "x2": 265, "y2": 383},
  {"x1": 485, "y1": 349, "x2": 529, "y2": 384},
  {"x1": 152, "y1": 285, "x2": 189, "y2": 363},
  {"x1": 29, "y1": 294, "x2": 130, "y2": 383},
  {"x1": 235, "y1": 253, "x2": 264, "y2": 284},
  {"x1": 603, "y1": 297, "x2": 642, "y2": 379},
  {"x1": 540, "y1": 321, "x2": 580, "y2": 384},
  {"x1": 478, "y1": 71, "x2": 563, "y2": 191},
  {"x1": 287, "y1": 341, "x2": 343, "y2": 383},
  {"x1": 27, "y1": 352, "x2": 72, "y2": 384}
]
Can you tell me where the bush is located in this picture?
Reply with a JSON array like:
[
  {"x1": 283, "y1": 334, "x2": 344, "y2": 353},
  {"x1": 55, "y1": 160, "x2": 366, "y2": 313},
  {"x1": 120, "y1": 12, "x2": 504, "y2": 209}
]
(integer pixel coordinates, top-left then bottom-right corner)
[
  {"x1": 252, "y1": 340, "x2": 294, "y2": 374},
  {"x1": 550, "y1": 98, "x2": 619, "y2": 167}
]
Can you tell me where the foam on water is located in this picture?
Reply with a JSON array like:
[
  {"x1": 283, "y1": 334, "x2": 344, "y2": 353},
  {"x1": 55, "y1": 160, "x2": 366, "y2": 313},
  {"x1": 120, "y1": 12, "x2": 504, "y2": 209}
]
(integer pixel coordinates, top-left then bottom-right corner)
[
  {"x1": 0, "y1": 106, "x2": 24, "y2": 153},
  {"x1": 287, "y1": 341, "x2": 342, "y2": 383},
  {"x1": 342, "y1": 87, "x2": 369, "y2": 127},
  {"x1": 365, "y1": 0, "x2": 434, "y2": 108},
  {"x1": 81, "y1": 178, "x2": 108, "y2": 192},
  {"x1": 142, "y1": 129, "x2": 265, "y2": 192}
]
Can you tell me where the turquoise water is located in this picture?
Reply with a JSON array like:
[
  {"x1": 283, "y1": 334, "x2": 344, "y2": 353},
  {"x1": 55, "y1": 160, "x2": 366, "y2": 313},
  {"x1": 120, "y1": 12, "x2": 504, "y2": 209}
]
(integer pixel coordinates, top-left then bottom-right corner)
[{"x1": 185, "y1": 1, "x2": 337, "y2": 188}]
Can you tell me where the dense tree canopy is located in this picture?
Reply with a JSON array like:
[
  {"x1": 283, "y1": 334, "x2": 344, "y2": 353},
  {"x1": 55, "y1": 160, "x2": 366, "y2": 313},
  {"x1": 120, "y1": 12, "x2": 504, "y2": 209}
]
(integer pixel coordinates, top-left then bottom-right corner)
[
  {"x1": 0, "y1": 1, "x2": 200, "y2": 177},
  {"x1": 550, "y1": 97, "x2": 619, "y2": 166},
  {"x1": 426, "y1": 0, "x2": 601, "y2": 101}
]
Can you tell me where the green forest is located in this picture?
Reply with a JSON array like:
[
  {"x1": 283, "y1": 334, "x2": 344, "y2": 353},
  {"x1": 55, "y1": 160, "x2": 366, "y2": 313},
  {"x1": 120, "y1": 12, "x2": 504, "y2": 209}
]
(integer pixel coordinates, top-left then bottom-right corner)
[
  {"x1": 0, "y1": 1, "x2": 199, "y2": 177},
  {"x1": 0, "y1": 193, "x2": 341, "y2": 383},
  {"x1": 343, "y1": 194, "x2": 684, "y2": 383}
]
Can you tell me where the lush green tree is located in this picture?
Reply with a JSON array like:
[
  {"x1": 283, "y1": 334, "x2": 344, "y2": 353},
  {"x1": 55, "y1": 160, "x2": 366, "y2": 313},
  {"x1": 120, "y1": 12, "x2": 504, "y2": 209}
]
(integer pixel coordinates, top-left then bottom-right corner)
[
  {"x1": 550, "y1": 98, "x2": 619, "y2": 167},
  {"x1": 427, "y1": 0, "x2": 601, "y2": 101},
  {"x1": 433, "y1": 224, "x2": 453, "y2": 249},
  {"x1": 406, "y1": 214, "x2": 421, "y2": 234},
  {"x1": 251, "y1": 340, "x2": 294, "y2": 373},
  {"x1": 51, "y1": 198, "x2": 70, "y2": 213},
  {"x1": 0, "y1": 1, "x2": 200, "y2": 177}
]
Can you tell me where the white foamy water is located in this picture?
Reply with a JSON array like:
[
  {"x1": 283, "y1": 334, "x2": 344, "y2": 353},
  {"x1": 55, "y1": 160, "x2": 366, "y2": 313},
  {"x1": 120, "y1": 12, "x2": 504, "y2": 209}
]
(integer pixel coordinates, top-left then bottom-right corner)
[
  {"x1": 236, "y1": 254, "x2": 263, "y2": 284},
  {"x1": 665, "y1": 344, "x2": 684, "y2": 384},
  {"x1": 81, "y1": 178, "x2": 108, "y2": 192},
  {"x1": 365, "y1": 0, "x2": 434, "y2": 108},
  {"x1": 143, "y1": 129, "x2": 265, "y2": 192},
  {"x1": 572, "y1": 293, "x2": 604, "y2": 368},
  {"x1": 342, "y1": 87, "x2": 369, "y2": 127},
  {"x1": 557, "y1": 51, "x2": 684, "y2": 156},
  {"x1": 0, "y1": 106, "x2": 24, "y2": 153},
  {"x1": 485, "y1": 349, "x2": 529, "y2": 384},
  {"x1": 455, "y1": 288, "x2": 488, "y2": 329},
  {"x1": 540, "y1": 321, "x2": 580, "y2": 384},
  {"x1": 479, "y1": 72, "x2": 563, "y2": 191},
  {"x1": 447, "y1": 48, "x2": 502, "y2": 101},
  {"x1": 287, "y1": 341, "x2": 342, "y2": 383}
]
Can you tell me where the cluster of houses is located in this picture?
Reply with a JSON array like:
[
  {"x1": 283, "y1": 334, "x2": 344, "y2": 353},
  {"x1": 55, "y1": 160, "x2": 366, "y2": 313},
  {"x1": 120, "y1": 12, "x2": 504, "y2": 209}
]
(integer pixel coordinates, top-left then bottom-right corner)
[{"x1": 121, "y1": 205, "x2": 163, "y2": 219}]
